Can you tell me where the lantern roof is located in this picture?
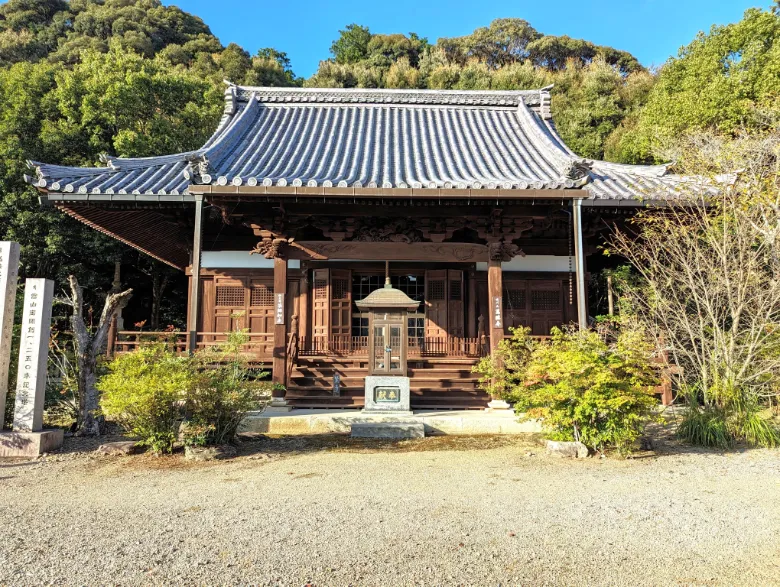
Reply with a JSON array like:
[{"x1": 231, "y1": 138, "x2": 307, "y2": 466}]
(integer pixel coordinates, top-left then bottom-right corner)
[{"x1": 355, "y1": 278, "x2": 421, "y2": 311}]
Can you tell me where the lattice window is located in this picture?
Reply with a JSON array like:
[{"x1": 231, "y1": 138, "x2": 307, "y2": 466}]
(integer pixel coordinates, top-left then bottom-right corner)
[
  {"x1": 504, "y1": 289, "x2": 526, "y2": 309},
  {"x1": 332, "y1": 278, "x2": 350, "y2": 301},
  {"x1": 531, "y1": 290, "x2": 560, "y2": 311},
  {"x1": 314, "y1": 279, "x2": 328, "y2": 299},
  {"x1": 449, "y1": 280, "x2": 462, "y2": 301},
  {"x1": 428, "y1": 280, "x2": 446, "y2": 301},
  {"x1": 250, "y1": 285, "x2": 274, "y2": 307},
  {"x1": 216, "y1": 285, "x2": 245, "y2": 307},
  {"x1": 352, "y1": 274, "x2": 424, "y2": 302}
]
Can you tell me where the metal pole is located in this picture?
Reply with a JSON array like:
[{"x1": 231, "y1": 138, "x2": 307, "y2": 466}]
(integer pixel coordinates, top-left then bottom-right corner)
[
  {"x1": 572, "y1": 198, "x2": 587, "y2": 330},
  {"x1": 187, "y1": 194, "x2": 204, "y2": 353}
]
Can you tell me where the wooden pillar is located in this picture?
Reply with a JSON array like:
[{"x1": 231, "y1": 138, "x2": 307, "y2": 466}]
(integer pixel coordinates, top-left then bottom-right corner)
[
  {"x1": 572, "y1": 198, "x2": 588, "y2": 330},
  {"x1": 487, "y1": 258, "x2": 503, "y2": 353},
  {"x1": 467, "y1": 267, "x2": 477, "y2": 339},
  {"x1": 269, "y1": 255, "x2": 290, "y2": 409},
  {"x1": 187, "y1": 194, "x2": 204, "y2": 352},
  {"x1": 298, "y1": 262, "x2": 310, "y2": 345}
]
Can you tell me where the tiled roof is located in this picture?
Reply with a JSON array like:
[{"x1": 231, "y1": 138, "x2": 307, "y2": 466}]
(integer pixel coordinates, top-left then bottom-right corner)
[{"x1": 26, "y1": 83, "x2": 684, "y2": 200}]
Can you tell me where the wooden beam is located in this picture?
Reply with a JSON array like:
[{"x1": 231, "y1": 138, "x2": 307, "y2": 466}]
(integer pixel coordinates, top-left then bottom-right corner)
[
  {"x1": 289, "y1": 241, "x2": 489, "y2": 262},
  {"x1": 187, "y1": 194, "x2": 203, "y2": 352},
  {"x1": 192, "y1": 185, "x2": 583, "y2": 200}
]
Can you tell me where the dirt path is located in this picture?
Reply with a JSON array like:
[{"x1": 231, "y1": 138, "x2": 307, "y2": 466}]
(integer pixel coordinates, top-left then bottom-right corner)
[{"x1": 0, "y1": 435, "x2": 778, "y2": 586}]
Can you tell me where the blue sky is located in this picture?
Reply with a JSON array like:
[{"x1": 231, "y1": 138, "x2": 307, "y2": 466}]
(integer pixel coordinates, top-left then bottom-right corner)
[{"x1": 164, "y1": 0, "x2": 765, "y2": 77}]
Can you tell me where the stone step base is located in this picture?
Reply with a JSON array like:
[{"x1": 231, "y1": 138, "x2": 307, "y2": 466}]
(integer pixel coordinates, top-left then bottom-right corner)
[{"x1": 351, "y1": 422, "x2": 425, "y2": 439}]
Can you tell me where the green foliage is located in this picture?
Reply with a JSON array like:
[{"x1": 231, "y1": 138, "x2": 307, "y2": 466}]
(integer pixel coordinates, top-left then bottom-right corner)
[
  {"x1": 0, "y1": 0, "x2": 300, "y2": 313},
  {"x1": 183, "y1": 330, "x2": 271, "y2": 447},
  {"x1": 330, "y1": 23, "x2": 372, "y2": 64},
  {"x1": 313, "y1": 18, "x2": 650, "y2": 161},
  {"x1": 475, "y1": 325, "x2": 660, "y2": 454},
  {"x1": 98, "y1": 331, "x2": 271, "y2": 452},
  {"x1": 613, "y1": 7, "x2": 780, "y2": 163},
  {"x1": 98, "y1": 342, "x2": 194, "y2": 453},
  {"x1": 677, "y1": 391, "x2": 779, "y2": 449}
]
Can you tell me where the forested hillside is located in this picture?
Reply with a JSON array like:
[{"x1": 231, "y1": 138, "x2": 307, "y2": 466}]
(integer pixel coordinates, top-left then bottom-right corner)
[{"x1": 0, "y1": 0, "x2": 777, "y2": 325}]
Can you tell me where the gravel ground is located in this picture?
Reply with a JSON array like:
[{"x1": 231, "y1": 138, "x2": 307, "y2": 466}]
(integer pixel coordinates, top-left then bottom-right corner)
[{"x1": 0, "y1": 434, "x2": 778, "y2": 587}]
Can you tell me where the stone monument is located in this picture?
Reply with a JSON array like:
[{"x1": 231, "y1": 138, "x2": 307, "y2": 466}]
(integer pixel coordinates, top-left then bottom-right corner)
[
  {"x1": 0, "y1": 241, "x2": 19, "y2": 424},
  {"x1": 0, "y1": 277, "x2": 63, "y2": 457}
]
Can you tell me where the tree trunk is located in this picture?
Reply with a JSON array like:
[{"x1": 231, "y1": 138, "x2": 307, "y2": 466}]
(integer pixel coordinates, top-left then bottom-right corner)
[
  {"x1": 68, "y1": 275, "x2": 132, "y2": 436},
  {"x1": 150, "y1": 271, "x2": 170, "y2": 330}
]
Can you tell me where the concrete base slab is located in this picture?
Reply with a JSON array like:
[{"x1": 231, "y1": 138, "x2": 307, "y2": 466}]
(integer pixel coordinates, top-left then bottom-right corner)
[
  {"x1": 240, "y1": 409, "x2": 542, "y2": 436},
  {"x1": 351, "y1": 422, "x2": 425, "y2": 439},
  {"x1": 0, "y1": 429, "x2": 64, "y2": 457},
  {"x1": 361, "y1": 410, "x2": 413, "y2": 416},
  {"x1": 264, "y1": 405, "x2": 294, "y2": 413}
]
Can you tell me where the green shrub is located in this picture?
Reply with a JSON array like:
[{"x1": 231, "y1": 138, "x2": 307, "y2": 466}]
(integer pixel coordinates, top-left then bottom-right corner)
[
  {"x1": 183, "y1": 330, "x2": 271, "y2": 446},
  {"x1": 98, "y1": 343, "x2": 194, "y2": 454},
  {"x1": 677, "y1": 388, "x2": 779, "y2": 449},
  {"x1": 476, "y1": 324, "x2": 660, "y2": 455}
]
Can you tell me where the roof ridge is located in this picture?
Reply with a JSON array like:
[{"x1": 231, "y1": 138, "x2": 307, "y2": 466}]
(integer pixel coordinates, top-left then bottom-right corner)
[{"x1": 225, "y1": 83, "x2": 546, "y2": 107}]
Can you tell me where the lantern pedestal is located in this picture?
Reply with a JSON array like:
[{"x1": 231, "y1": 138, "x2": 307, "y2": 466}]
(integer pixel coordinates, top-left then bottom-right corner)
[{"x1": 362, "y1": 376, "x2": 412, "y2": 415}]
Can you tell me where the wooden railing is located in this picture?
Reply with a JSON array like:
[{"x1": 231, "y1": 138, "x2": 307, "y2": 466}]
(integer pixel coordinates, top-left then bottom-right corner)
[
  {"x1": 299, "y1": 336, "x2": 369, "y2": 356},
  {"x1": 409, "y1": 336, "x2": 486, "y2": 357},
  {"x1": 299, "y1": 335, "x2": 487, "y2": 358},
  {"x1": 113, "y1": 331, "x2": 273, "y2": 362}
]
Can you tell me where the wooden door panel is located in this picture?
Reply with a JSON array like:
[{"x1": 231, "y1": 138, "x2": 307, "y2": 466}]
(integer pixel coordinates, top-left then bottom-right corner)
[
  {"x1": 503, "y1": 279, "x2": 528, "y2": 331},
  {"x1": 213, "y1": 278, "x2": 247, "y2": 334},
  {"x1": 425, "y1": 269, "x2": 448, "y2": 338},
  {"x1": 247, "y1": 277, "x2": 274, "y2": 336},
  {"x1": 447, "y1": 269, "x2": 464, "y2": 337},
  {"x1": 330, "y1": 269, "x2": 351, "y2": 338},
  {"x1": 311, "y1": 268, "x2": 330, "y2": 344},
  {"x1": 529, "y1": 280, "x2": 563, "y2": 336}
]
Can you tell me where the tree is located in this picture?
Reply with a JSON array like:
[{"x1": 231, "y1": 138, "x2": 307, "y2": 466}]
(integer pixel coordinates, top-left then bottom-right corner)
[
  {"x1": 614, "y1": 6, "x2": 780, "y2": 163},
  {"x1": 439, "y1": 18, "x2": 542, "y2": 67},
  {"x1": 329, "y1": 23, "x2": 372, "y2": 64},
  {"x1": 609, "y1": 131, "x2": 780, "y2": 447},
  {"x1": 66, "y1": 275, "x2": 133, "y2": 436}
]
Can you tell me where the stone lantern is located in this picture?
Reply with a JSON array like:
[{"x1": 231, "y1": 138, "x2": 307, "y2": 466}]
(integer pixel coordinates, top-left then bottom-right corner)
[{"x1": 356, "y1": 276, "x2": 420, "y2": 413}]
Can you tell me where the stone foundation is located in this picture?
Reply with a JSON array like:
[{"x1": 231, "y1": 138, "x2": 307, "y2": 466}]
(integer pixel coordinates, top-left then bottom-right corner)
[{"x1": 0, "y1": 429, "x2": 64, "y2": 457}]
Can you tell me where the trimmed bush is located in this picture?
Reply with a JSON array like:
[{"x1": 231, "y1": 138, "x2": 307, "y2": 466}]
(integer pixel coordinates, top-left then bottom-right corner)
[
  {"x1": 183, "y1": 331, "x2": 271, "y2": 447},
  {"x1": 475, "y1": 324, "x2": 660, "y2": 455},
  {"x1": 98, "y1": 343, "x2": 194, "y2": 454}
]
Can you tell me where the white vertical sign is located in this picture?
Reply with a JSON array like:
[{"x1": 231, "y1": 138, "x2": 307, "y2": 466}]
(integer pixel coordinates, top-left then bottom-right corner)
[
  {"x1": 0, "y1": 241, "x2": 20, "y2": 425},
  {"x1": 275, "y1": 292, "x2": 285, "y2": 325},
  {"x1": 13, "y1": 278, "x2": 54, "y2": 432},
  {"x1": 492, "y1": 296, "x2": 503, "y2": 329}
]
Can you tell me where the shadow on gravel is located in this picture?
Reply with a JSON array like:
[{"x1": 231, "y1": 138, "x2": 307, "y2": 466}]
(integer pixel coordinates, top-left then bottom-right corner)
[{"x1": 234, "y1": 433, "x2": 544, "y2": 458}]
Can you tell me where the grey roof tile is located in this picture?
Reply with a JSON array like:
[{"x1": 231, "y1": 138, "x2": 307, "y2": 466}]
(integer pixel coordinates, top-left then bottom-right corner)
[{"x1": 26, "y1": 84, "x2": 684, "y2": 200}]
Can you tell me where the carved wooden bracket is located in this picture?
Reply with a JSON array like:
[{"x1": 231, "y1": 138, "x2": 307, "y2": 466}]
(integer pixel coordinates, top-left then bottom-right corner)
[
  {"x1": 250, "y1": 236, "x2": 292, "y2": 259},
  {"x1": 488, "y1": 241, "x2": 525, "y2": 262}
]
